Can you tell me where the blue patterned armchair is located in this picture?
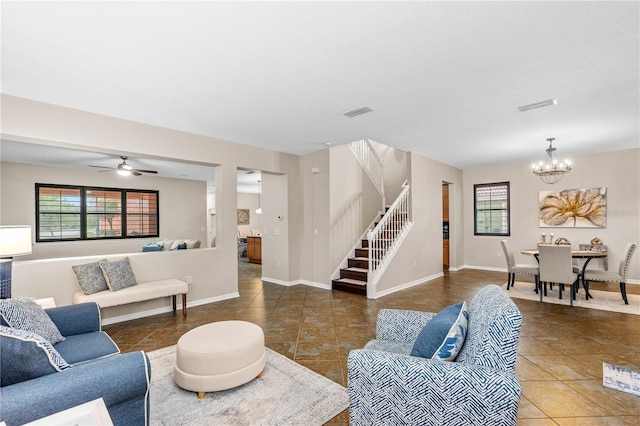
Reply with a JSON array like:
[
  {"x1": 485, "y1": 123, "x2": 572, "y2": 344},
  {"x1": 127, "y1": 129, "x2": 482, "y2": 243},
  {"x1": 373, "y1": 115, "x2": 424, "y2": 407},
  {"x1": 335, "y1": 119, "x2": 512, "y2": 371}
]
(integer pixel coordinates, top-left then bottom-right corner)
[{"x1": 348, "y1": 284, "x2": 522, "y2": 425}]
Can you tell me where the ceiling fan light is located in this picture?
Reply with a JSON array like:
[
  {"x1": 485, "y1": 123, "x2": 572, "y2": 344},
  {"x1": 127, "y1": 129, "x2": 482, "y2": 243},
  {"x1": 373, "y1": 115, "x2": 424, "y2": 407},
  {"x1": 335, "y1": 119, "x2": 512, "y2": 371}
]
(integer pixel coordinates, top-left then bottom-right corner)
[{"x1": 118, "y1": 169, "x2": 131, "y2": 176}]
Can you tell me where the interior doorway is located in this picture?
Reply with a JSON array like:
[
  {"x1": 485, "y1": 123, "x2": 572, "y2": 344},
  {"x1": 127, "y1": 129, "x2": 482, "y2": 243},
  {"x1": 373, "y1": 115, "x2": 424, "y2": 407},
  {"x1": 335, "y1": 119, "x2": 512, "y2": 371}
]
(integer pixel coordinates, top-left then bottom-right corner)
[{"x1": 442, "y1": 183, "x2": 450, "y2": 270}]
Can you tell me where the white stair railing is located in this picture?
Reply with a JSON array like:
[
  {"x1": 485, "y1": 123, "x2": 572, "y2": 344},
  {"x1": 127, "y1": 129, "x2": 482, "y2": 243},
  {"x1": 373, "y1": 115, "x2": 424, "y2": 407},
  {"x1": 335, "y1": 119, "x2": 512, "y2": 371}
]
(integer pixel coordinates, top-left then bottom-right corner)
[
  {"x1": 367, "y1": 181, "x2": 412, "y2": 297},
  {"x1": 349, "y1": 139, "x2": 385, "y2": 209}
]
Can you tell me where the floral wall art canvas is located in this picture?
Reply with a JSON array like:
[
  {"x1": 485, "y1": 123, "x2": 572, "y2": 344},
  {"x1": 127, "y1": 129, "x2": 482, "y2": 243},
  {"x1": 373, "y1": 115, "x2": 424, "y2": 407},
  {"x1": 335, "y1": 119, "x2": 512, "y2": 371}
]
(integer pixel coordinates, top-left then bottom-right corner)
[{"x1": 539, "y1": 187, "x2": 607, "y2": 228}]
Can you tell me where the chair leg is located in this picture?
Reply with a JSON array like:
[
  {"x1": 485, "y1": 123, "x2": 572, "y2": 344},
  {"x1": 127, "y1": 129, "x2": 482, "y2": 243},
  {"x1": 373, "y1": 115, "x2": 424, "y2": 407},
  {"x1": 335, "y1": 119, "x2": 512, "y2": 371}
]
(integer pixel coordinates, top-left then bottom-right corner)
[
  {"x1": 558, "y1": 283, "x2": 563, "y2": 300},
  {"x1": 584, "y1": 279, "x2": 591, "y2": 300},
  {"x1": 620, "y1": 282, "x2": 629, "y2": 305},
  {"x1": 537, "y1": 277, "x2": 543, "y2": 302},
  {"x1": 506, "y1": 273, "x2": 512, "y2": 290},
  {"x1": 570, "y1": 283, "x2": 574, "y2": 306}
]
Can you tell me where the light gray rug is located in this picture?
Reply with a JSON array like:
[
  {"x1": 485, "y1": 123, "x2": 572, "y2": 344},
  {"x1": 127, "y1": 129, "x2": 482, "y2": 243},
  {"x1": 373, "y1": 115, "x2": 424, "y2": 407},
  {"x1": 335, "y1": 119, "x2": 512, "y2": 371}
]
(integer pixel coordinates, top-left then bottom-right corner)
[
  {"x1": 502, "y1": 281, "x2": 639, "y2": 315},
  {"x1": 148, "y1": 345, "x2": 349, "y2": 425}
]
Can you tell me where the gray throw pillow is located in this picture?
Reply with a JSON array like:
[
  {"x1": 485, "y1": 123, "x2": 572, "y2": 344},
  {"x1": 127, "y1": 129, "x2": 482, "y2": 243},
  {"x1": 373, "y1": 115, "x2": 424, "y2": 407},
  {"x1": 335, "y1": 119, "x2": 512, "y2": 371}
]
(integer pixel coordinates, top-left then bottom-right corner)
[
  {"x1": 72, "y1": 259, "x2": 109, "y2": 295},
  {"x1": 0, "y1": 297, "x2": 65, "y2": 344},
  {"x1": 100, "y1": 257, "x2": 137, "y2": 291}
]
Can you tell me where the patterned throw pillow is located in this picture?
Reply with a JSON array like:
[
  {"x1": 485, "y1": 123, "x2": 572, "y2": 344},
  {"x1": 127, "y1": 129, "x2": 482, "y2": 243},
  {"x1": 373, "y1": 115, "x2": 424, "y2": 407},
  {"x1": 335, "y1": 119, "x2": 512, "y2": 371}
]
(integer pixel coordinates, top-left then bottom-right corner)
[
  {"x1": 410, "y1": 301, "x2": 469, "y2": 361},
  {"x1": 0, "y1": 325, "x2": 70, "y2": 386},
  {"x1": 72, "y1": 259, "x2": 109, "y2": 295},
  {"x1": 0, "y1": 297, "x2": 65, "y2": 344},
  {"x1": 99, "y1": 257, "x2": 137, "y2": 291}
]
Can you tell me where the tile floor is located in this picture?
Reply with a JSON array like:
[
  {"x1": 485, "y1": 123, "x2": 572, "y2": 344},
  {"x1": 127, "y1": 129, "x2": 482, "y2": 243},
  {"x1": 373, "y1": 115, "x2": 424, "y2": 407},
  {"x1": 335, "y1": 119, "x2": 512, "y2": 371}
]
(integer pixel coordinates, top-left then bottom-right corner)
[{"x1": 104, "y1": 260, "x2": 640, "y2": 425}]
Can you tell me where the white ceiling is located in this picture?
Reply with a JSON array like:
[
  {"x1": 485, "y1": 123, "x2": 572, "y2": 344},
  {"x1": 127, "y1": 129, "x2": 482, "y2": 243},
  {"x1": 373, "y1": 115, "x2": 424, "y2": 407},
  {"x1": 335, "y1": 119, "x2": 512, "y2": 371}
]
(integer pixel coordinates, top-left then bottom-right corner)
[{"x1": 1, "y1": 1, "x2": 638, "y2": 172}]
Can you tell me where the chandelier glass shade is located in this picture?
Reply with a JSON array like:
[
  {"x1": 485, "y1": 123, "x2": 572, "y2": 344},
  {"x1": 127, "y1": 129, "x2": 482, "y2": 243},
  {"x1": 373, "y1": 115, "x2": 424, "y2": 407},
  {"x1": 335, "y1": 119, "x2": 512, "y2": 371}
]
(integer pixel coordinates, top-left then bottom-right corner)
[{"x1": 532, "y1": 138, "x2": 572, "y2": 184}]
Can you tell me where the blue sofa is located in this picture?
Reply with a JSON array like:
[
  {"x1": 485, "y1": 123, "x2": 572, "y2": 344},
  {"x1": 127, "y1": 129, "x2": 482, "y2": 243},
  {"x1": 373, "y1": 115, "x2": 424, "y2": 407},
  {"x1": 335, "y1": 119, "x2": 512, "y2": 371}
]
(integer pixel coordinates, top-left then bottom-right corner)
[
  {"x1": 348, "y1": 284, "x2": 523, "y2": 425},
  {"x1": 0, "y1": 302, "x2": 151, "y2": 425}
]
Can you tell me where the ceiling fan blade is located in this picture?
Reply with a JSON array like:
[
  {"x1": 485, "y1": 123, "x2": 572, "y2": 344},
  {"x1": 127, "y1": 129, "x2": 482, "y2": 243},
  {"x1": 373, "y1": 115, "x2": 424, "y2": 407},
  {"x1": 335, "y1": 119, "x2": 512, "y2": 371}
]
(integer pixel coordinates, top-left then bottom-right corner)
[
  {"x1": 88, "y1": 165, "x2": 116, "y2": 170},
  {"x1": 132, "y1": 171, "x2": 143, "y2": 176},
  {"x1": 132, "y1": 169, "x2": 158, "y2": 174}
]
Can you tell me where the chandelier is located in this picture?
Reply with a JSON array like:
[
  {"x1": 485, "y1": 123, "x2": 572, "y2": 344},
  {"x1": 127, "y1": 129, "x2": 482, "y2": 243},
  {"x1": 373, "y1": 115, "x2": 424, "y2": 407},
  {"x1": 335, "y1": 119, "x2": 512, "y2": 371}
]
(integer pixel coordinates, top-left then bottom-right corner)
[{"x1": 532, "y1": 138, "x2": 572, "y2": 184}]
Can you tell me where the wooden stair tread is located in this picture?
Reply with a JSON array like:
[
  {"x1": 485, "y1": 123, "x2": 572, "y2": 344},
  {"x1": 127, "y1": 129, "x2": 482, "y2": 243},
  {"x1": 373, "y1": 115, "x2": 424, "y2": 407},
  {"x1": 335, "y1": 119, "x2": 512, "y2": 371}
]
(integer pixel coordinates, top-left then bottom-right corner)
[
  {"x1": 343, "y1": 267, "x2": 367, "y2": 273},
  {"x1": 333, "y1": 278, "x2": 367, "y2": 286}
]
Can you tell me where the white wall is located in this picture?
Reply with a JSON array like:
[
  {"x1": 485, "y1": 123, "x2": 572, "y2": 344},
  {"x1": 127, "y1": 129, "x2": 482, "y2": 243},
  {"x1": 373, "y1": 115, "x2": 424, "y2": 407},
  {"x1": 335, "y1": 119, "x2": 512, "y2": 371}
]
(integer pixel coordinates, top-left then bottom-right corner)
[
  {"x1": 12, "y1": 249, "x2": 236, "y2": 324},
  {"x1": 463, "y1": 148, "x2": 640, "y2": 282},
  {"x1": 370, "y1": 139, "x2": 409, "y2": 201},
  {"x1": 1, "y1": 161, "x2": 207, "y2": 259},
  {"x1": 261, "y1": 173, "x2": 290, "y2": 283},
  {"x1": 0, "y1": 94, "x2": 301, "y2": 320}
]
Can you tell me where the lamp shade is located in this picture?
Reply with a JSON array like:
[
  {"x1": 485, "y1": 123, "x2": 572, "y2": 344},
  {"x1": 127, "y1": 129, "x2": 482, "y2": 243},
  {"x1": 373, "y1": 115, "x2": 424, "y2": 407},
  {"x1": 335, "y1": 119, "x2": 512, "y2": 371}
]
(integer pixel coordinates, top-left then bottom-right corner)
[{"x1": 0, "y1": 225, "x2": 32, "y2": 257}]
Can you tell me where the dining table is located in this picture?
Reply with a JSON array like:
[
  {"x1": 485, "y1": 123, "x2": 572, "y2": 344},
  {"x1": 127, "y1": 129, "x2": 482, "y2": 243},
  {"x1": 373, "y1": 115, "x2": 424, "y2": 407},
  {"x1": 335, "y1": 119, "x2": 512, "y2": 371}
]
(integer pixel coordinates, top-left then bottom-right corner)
[{"x1": 521, "y1": 246, "x2": 608, "y2": 300}]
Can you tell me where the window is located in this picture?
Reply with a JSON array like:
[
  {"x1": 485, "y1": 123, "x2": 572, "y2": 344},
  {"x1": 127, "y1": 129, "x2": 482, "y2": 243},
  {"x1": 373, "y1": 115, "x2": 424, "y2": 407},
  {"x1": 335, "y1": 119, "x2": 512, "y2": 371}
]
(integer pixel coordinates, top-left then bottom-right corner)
[
  {"x1": 474, "y1": 182, "x2": 510, "y2": 236},
  {"x1": 36, "y1": 184, "x2": 159, "y2": 242}
]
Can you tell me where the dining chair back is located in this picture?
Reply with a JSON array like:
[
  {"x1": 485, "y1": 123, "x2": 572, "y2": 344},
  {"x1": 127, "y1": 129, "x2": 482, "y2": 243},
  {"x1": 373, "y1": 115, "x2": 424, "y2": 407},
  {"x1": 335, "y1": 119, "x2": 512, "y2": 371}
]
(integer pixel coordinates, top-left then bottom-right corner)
[
  {"x1": 583, "y1": 243, "x2": 636, "y2": 305},
  {"x1": 500, "y1": 240, "x2": 539, "y2": 291},
  {"x1": 538, "y1": 245, "x2": 578, "y2": 306}
]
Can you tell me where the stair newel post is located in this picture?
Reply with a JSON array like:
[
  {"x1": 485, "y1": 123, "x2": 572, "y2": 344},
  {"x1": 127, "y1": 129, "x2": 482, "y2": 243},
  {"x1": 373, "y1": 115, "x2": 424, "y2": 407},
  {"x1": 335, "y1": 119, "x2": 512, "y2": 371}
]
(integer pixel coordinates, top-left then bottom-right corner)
[{"x1": 367, "y1": 229, "x2": 374, "y2": 277}]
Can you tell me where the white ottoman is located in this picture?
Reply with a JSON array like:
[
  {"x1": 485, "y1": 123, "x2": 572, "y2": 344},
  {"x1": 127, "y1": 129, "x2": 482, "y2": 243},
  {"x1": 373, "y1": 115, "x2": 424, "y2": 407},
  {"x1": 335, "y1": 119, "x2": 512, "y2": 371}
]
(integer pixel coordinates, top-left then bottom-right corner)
[{"x1": 174, "y1": 321, "x2": 266, "y2": 398}]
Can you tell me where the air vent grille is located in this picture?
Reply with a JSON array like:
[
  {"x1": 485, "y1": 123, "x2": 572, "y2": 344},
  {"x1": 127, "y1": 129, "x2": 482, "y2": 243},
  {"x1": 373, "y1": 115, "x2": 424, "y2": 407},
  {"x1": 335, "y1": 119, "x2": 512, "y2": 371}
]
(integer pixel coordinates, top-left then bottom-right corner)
[{"x1": 343, "y1": 106, "x2": 373, "y2": 118}]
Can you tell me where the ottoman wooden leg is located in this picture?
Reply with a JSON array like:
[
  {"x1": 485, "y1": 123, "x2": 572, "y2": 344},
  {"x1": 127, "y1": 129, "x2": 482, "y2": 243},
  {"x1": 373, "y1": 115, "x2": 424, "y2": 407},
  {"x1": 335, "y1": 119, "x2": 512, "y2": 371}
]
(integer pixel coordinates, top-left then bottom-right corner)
[{"x1": 198, "y1": 392, "x2": 205, "y2": 399}]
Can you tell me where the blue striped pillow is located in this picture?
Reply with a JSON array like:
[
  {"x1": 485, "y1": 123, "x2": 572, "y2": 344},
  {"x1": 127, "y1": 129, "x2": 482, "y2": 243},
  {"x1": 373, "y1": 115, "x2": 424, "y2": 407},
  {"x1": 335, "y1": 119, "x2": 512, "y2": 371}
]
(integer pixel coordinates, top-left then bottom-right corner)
[{"x1": 410, "y1": 301, "x2": 469, "y2": 361}]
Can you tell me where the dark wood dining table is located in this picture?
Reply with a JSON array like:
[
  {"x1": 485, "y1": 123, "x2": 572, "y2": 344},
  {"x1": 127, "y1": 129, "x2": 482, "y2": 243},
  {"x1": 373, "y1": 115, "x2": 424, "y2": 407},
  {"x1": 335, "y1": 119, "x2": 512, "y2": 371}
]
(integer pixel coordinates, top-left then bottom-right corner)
[{"x1": 521, "y1": 246, "x2": 608, "y2": 300}]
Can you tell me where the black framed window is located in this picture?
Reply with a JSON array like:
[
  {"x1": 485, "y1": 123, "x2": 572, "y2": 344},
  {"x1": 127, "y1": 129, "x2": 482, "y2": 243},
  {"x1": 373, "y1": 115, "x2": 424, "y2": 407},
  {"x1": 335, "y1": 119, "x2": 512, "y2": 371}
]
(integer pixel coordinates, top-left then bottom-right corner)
[
  {"x1": 474, "y1": 182, "x2": 510, "y2": 236},
  {"x1": 36, "y1": 184, "x2": 159, "y2": 242}
]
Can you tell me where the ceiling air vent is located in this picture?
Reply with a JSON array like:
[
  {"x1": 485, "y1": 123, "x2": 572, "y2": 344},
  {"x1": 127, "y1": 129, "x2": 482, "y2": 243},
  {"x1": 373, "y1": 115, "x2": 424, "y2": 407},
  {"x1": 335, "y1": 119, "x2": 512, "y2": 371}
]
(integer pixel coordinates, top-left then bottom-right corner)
[{"x1": 343, "y1": 106, "x2": 373, "y2": 118}]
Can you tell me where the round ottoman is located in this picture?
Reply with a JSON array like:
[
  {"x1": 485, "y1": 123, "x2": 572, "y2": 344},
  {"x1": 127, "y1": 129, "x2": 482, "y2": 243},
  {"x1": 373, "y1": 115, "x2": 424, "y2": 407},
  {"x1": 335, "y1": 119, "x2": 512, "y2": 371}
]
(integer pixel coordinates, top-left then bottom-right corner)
[{"x1": 174, "y1": 321, "x2": 266, "y2": 398}]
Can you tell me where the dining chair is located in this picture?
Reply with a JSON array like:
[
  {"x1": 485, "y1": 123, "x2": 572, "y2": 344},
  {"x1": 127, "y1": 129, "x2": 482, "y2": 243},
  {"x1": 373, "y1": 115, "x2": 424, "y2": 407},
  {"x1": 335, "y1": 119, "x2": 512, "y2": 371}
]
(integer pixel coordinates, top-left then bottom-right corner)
[
  {"x1": 500, "y1": 240, "x2": 540, "y2": 292},
  {"x1": 538, "y1": 245, "x2": 579, "y2": 306},
  {"x1": 583, "y1": 243, "x2": 636, "y2": 305}
]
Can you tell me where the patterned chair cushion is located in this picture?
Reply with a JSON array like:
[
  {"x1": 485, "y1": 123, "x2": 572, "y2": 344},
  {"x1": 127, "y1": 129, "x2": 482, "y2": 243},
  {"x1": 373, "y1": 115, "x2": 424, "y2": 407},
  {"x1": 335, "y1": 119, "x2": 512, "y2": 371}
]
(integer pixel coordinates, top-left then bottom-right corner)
[
  {"x1": 410, "y1": 301, "x2": 468, "y2": 361},
  {"x1": 0, "y1": 297, "x2": 65, "y2": 344},
  {"x1": 0, "y1": 325, "x2": 71, "y2": 386},
  {"x1": 99, "y1": 257, "x2": 137, "y2": 292},
  {"x1": 72, "y1": 259, "x2": 109, "y2": 295}
]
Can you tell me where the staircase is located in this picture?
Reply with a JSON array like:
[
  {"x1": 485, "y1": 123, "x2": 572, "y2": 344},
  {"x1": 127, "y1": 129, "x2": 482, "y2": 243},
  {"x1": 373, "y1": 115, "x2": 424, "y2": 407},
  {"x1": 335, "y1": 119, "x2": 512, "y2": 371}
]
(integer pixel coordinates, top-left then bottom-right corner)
[
  {"x1": 331, "y1": 230, "x2": 375, "y2": 296},
  {"x1": 331, "y1": 139, "x2": 411, "y2": 297},
  {"x1": 332, "y1": 203, "x2": 409, "y2": 296}
]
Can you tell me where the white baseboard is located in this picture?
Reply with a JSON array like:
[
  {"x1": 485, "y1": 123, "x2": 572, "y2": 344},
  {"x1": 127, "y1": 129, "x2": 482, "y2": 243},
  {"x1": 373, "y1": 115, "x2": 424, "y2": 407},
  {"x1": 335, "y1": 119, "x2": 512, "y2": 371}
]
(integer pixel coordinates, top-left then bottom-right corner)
[
  {"x1": 100, "y1": 292, "x2": 240, "y2": 325},
  {"x1": 373, "y1": 273, "x2": 443, "y2": 299},
  {"x1": 261, "y1": 276, "x2": 332, "y2": 291}
]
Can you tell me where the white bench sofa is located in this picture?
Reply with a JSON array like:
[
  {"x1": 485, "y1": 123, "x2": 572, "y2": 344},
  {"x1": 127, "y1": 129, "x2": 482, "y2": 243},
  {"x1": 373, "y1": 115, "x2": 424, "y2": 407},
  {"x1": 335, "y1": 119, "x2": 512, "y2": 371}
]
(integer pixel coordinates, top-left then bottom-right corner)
[{"x1": 73, "y1": 278, "x2": 189, "y2": 317}]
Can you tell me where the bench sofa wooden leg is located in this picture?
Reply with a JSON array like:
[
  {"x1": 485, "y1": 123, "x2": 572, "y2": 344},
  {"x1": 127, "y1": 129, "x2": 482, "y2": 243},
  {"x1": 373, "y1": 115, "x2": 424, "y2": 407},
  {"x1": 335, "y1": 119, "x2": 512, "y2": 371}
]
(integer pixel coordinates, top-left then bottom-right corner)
[
  {"x1": 182, "y1": 294, "x2": 187, "y2": 317},
  {"x1": 172, "y1": 295, "x2": 177, "y2": 312}
]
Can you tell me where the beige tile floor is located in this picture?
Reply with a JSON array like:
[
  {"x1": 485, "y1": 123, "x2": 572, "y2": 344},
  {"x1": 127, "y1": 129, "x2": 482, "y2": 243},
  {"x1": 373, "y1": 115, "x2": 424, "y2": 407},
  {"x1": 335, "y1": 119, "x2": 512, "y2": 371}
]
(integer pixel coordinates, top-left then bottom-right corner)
[{"x1": 105, "y1": 260, "x2": 640, "y2": 425}]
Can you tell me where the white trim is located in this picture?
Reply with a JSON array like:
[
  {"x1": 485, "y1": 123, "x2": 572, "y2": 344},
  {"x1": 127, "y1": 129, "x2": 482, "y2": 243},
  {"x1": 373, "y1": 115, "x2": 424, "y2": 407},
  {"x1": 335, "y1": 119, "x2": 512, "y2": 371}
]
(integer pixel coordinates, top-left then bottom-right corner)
[
  {"x1": 100, "y1": 292, "x2": 239, "y2": 325},
  {"x1": 261, "y1": 276, "x2": 332, "y2": 291},
  {"x1": 299, "y1": 280, "x2": 331, "y2": 291},
  {"x1": 372, "y1": 272, "x2": 443, "y2": 299}
]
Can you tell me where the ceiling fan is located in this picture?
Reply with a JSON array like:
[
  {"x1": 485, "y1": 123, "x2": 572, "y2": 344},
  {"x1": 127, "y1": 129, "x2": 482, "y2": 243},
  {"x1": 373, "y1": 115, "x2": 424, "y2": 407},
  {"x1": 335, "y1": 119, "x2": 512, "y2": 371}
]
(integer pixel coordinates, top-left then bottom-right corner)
[{"x1": 89, "y1": 156, "x2": 158, "y2": 176}]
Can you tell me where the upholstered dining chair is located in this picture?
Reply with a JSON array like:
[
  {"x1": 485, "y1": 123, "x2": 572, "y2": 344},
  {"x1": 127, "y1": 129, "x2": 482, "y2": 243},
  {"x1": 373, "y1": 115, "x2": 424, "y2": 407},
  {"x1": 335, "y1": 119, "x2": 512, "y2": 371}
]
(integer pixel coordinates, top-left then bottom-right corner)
[
  {"x1": 583, "y1": 243, "x2": 636, "y2": 305},
  {"x1": 538, "y1": 244, "x2": 579, "y2": 306},
  {"x1": 500, "y1": 240, "x2": 539, "y2": 292}
]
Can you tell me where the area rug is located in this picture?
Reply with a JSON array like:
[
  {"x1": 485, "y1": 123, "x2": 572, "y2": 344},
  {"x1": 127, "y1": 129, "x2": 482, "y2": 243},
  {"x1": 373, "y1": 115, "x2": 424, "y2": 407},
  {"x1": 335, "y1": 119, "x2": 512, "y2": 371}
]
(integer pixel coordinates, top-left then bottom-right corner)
[
  {"x1": 502, "y1": 281, "x2": 640, "y2": 315},
  {"x1": 147, "y1": 345, "x2": 349, "y2": 425}
]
